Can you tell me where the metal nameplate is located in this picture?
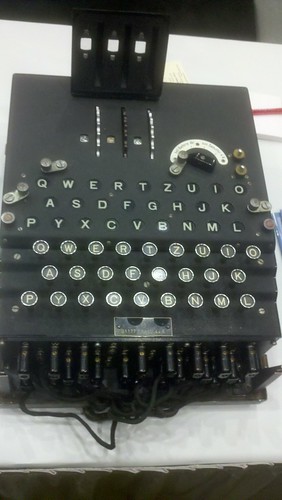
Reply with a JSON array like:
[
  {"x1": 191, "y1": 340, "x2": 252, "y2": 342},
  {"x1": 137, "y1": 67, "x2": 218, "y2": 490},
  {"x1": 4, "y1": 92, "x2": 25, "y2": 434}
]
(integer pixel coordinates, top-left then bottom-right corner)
[{"x1": 114, "y1": 317, "x2": 173, "y2": 337}]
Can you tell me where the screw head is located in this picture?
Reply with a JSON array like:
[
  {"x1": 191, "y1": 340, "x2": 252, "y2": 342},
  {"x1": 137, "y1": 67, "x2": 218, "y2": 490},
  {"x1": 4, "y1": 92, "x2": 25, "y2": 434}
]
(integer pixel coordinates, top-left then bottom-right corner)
[
  {"x1": 3, "y1": 192, "x2": 16, "y2": 204},
  {"x1": 233, "y1": 148, "x2": 245, "y2": 160},
  {"x1": 260, "y1": 200, "x2": 272, "y2": 211},
  {"x1": 1, "y1": 211, "x2": 15, "y2": 224},
  {"x1": 249, "y1": 198, "x2": 260, "y2": 209},
  {"x1": 178, "y1": 150, "x2": 189, "y2": 162},
  {"x1": 40, "y1": 158, "x2": 52, "y2": 171},
  {"x1": 263, "y1": 218, "x2": 275, "y2": 231},
  {"x1": 17, "y1": 182, "x2": 29, "y2": 193},
  {"x1": 235, "y1": 164, "x2": 248, "y2": 176},
  {"x1": 54, "y1": 160, "x2": 67, "y2": 170}
]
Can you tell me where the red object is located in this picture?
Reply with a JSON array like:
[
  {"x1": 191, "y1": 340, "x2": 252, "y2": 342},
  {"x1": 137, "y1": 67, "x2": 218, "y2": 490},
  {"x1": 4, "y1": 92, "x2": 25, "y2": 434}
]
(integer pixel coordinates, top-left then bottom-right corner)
[{"x1": 252, "y1": 107, "x2": 282, "y2": 116}]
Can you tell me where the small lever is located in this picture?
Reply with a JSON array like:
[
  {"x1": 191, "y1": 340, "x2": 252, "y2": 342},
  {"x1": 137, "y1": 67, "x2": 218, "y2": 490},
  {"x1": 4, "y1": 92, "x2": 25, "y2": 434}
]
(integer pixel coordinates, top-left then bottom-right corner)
[
  {"x1": 3, "y1": 182, "x2": 29, "y2": 205},
  {"x1": 40, "y1": 158, "x2": 67, "y2": 174},
  {"x1": 247, "y1": 198, "x2": 272, "y2": 213},
  {"x1": 169, "y1": 150, "x2": 189, "y2": 175}
]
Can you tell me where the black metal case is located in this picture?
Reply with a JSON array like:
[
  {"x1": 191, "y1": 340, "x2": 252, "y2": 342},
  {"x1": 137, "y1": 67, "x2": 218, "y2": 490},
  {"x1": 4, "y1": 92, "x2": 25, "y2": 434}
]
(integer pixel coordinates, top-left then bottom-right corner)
[{"x1": 0, "y1": 74, "x2": 280, "y2": 344}]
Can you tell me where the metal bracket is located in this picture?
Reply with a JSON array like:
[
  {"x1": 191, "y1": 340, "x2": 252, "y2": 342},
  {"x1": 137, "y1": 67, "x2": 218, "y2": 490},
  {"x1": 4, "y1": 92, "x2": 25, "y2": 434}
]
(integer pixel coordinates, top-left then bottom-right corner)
[
  {"x1": 250, "y1": 364, "x2": 282, "y2": 392},
  {"x1": 71, "y1": 9, "x2": 169, "y2": 99}
]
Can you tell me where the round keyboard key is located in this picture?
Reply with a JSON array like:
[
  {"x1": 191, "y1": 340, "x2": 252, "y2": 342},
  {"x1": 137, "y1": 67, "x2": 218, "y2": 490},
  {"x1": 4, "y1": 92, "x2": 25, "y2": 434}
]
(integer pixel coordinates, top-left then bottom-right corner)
[
  {"x1": 21, "y1": 291, "x2": 38, "y2": 307},
  {"x1": 178, "y1": 268, "x2": 194, "y2": 283},
  {"x1": 50, "y1": 291, "x2": 67, "y2": 307},
  {"x1": 115, "y1": 241, "x2": 131, "y2": 256},
  {"x1": 160, "y1": 293, "x2": 176, "y2": 308},
  {"x1": 204, "y1": 268, "x2": 220, "y2": 283},
  {"x1": 97, "y1": 266, "x2": 114, "y2": 281},
  {"x1": 78, "y1": 291, "x2": 94, "y2": 307},
  {"x1": 231, "y1": 269, "x2": 246, "y2": 283},
  {"x1": 60, "y1": 240, "x2": 77, "y2": 255},
  {"x1": 195, "y1": 243, "x2": 211, "y2": 258},
  {"x1": 69, "y1": 265, "x2": 86, "y2": 280},
  {"x1": 151, "y1": 267, "x2": 167, "y2": 282},
  {"x1": 41, "y1": 265, "x2": 58, "y2": 280},
  {"x1": 246, "y1": 245, "x2": 261, "y2": 260},
  {"x1": 240, "y1": 294, "x2": 256, "y2": 308},
  {"x1": 88, "y1": 240, "x2": 104, "y2": 255},
  {"x1": 33, "y1": 240, "x2": 49, "y2": 255},
  {"x1": 142, "y1": 242, "x2": 158, "y2": 257},
  {"x1": 133, "y1": 292, "x2": 150, "y2": 307},
  {"x1": 169, "y1": 242, "x2": 185, "y2": 258},
  {"x1": 214, "y1": 293, "x2": 230, "y2": 309},
  {"x1": 106, "y1": 292, "x2": 122, "y2": 307},
  {"x1": 220, "y1": 244, "x2": 236, "y2": 259},
  {"x1": 125, "y1": 266, "x2": 141, "y2": 281},
  {"x1": 188, "y1": 293, "x2": 204, "y2": 308}
]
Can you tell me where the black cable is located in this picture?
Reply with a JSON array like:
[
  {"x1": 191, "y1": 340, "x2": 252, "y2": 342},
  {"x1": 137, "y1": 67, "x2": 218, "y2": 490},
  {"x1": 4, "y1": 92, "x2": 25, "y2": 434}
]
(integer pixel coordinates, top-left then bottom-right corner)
[
  {"x1": 110, "y1": 398, "x2": 136, "y2": 417},
  {"x1": 135, "y1": 383, "x2": 175, "y2": 409},
  {"x1": 110, "y1": 375, "x2": 162, "y2": 424},
  {"x1": 19, "y1": 390, "x2": 118, "y2": 450}
]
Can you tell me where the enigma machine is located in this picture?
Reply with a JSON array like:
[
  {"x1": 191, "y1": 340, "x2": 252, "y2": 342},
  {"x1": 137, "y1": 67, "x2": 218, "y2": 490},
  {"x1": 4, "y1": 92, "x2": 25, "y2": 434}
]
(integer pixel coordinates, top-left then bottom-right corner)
[{"x1": 0, "y1": 10, "x2": 281, "y2": 449}]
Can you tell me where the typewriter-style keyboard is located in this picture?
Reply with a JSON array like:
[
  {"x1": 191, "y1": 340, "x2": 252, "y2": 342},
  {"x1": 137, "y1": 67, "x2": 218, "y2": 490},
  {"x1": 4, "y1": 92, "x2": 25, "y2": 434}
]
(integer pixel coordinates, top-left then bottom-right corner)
[{"x1": 21, "y1": 239, "x2": 266, "y2": 312}]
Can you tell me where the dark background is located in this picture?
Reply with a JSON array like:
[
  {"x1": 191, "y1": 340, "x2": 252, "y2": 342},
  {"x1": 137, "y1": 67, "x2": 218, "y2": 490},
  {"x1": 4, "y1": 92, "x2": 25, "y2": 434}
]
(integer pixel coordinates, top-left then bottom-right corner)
[
  {"x1": 0, "y1": 0, "x2": 282, "y2": 43},
  {"x1": 1, "y1": 467, "x2": 282, "y2": 500}
]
